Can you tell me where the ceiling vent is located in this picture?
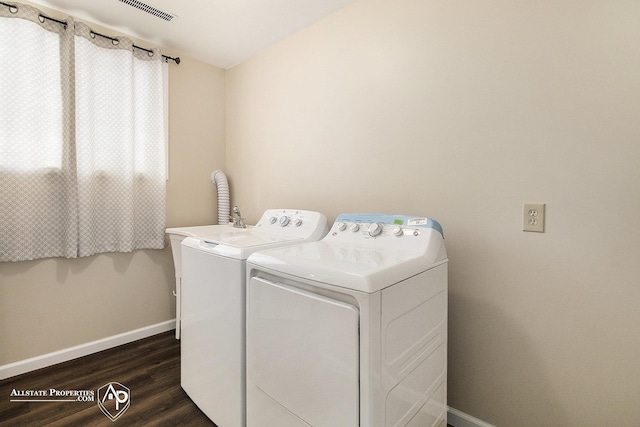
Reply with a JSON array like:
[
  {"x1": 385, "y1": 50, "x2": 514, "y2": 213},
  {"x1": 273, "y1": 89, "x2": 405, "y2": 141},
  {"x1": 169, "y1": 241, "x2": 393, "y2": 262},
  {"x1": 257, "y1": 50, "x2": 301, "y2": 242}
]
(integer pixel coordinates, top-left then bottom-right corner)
[{"x1": 118, "y1": 0, "x2": 176, "y2": 21}]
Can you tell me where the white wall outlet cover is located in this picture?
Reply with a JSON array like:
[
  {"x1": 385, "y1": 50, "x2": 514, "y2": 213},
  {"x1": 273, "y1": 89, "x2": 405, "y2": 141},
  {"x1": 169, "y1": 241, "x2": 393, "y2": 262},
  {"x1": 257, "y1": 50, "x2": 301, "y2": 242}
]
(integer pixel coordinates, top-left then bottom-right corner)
[{"x1": 523, "y1": 203, "x2": 545, "y2": 232}]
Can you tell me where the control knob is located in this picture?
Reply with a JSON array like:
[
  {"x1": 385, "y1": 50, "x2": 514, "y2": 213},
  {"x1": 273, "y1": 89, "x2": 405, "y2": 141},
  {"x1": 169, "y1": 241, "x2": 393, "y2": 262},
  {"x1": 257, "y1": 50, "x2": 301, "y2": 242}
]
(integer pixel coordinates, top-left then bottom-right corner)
[
  {"x1": 350, "y1": 223, "x2": 360, "y2": 232},
  {"x1": 368, "y1": 223, "x2": 383, "y2": 237},
  {"x1": 279, "y1": 216, "x2": 290, "y2": 227},
  {"x1": 392, "y1": 226, "x2": 403, "y2": 236},
  {"x1": 336, "y1": 222, "x2": 347, "y2": 231},
  {"x1": 293, "y1": 218, "x2": 303, "y2": 227},
  {"x1": 269, "y1": 216, "x2": 277, "y2": 224}
]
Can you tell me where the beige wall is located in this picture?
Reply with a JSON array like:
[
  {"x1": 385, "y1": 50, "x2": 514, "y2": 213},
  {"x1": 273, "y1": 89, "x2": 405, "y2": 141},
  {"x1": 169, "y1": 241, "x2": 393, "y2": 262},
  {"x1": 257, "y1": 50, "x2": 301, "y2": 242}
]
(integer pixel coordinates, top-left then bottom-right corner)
[
  {"x1": 0, "y1": 4, "x2": 226, "y2": 365},
  {"x1": 226, "y1": 0, "x2": 640, "y2": 425},
  {"x1": 166, "y1": 56, "x2": 226, "y2": 228}
]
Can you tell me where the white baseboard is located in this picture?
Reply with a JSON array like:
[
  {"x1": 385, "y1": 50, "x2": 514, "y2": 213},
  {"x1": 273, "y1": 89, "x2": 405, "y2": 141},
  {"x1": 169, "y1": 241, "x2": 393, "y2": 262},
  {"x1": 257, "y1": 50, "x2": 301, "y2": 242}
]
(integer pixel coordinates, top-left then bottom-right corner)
[
  {"x1": 448, "y1": 407, "x2": 495, "y2": 427},
  {"x1": 0, "y1": 320, "x2": 176, "y2": 380}
]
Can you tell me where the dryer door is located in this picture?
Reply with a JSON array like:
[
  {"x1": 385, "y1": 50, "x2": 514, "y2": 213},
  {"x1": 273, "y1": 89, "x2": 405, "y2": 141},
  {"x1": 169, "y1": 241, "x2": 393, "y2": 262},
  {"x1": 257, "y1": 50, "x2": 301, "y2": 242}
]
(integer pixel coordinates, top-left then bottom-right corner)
[{"x1": 247, "y1": 276, "x2": 359, "y2": 427}]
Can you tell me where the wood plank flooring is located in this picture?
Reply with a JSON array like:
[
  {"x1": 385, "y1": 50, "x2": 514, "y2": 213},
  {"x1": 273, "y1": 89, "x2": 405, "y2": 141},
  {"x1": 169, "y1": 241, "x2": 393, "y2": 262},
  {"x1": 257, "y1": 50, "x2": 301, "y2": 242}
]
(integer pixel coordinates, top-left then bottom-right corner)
[
  {"x1": 1, "y1": 330, "x2": 454, "y2": 426},
  {"x1": 0, "y1": 330, "x2": 216, "y2": 426}
]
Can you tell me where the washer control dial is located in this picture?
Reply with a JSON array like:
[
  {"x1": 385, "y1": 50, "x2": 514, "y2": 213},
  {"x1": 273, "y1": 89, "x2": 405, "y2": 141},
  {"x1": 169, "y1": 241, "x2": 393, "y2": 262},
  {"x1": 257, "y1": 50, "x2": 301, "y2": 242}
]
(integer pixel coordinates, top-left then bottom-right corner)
[
  {"x1": 279, "y1": 216, "x2": 290, "y2": 227},
  {"x1": 337, "y1": 222, "x2": 347, "y2": 231},
  {"x1": 350, "y1": 223, "x2": 360, "y2": 232},
  {"x1": 368, "y1": 223, "x2": 383, "y2": 237},
  {"x1": 392, "y1": 226, "x2": 403, "y2": 236},
  {"x1": 269, "y1": 216, "x2": 277, "y2": 224},
  {"x1": 293, "y1": 218, "x2": 303, "y2": 227}
]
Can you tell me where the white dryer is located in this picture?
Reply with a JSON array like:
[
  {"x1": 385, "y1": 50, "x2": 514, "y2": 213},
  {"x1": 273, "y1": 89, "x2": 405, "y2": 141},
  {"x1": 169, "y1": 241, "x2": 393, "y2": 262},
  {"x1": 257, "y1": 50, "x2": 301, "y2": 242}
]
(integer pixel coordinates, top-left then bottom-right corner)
[
  {"x1": 246, "y1": 213, "x2": 448, "y2": 427},
  {"x1": 180, "y1": 209, "x2": 328, "y2": 427}
]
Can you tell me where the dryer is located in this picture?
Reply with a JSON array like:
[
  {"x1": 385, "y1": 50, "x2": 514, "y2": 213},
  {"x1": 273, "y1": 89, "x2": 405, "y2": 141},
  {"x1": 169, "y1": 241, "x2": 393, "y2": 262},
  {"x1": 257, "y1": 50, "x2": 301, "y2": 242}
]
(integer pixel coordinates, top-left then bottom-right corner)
[
  {"x1": 246, "y1": 213, "x2": 448, "y2": 427},
  {"x1": 180, "y1": 209, "x2": 328, "y2": 427}
]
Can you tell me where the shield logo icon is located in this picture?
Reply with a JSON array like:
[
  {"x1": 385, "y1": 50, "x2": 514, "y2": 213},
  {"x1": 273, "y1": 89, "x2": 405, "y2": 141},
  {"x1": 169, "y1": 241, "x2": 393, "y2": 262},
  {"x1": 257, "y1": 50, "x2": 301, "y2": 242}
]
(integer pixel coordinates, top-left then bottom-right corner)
[{"x1": 97, "y1": 382, "x2": 131, "y2": 421}]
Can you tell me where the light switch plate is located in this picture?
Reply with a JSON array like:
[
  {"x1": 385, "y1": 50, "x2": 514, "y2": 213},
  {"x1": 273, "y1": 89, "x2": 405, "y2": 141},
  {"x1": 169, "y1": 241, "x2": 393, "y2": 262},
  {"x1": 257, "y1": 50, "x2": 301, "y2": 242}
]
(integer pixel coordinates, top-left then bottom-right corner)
[{"x1": 523, "y1": 203, "x2": 545, "y2": 232}]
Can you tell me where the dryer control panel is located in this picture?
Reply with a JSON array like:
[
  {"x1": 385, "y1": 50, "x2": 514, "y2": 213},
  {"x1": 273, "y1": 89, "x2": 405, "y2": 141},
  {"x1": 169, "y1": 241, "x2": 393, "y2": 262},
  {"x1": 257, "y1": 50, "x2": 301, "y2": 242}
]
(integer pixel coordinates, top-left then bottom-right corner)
[{"x1": 330, "y1": 213, "x2": 443, "y2": 240}]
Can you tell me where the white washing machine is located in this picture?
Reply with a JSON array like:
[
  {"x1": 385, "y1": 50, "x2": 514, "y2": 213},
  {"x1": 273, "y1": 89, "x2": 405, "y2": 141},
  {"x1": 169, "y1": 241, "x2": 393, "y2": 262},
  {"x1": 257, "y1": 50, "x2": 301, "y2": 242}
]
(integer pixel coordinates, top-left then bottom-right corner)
[
  {"x1": 166, "y1": 223, "x2": 250, "y2": 339},
  {"x1": 180, "y1": 209, "x2": 328, "y2": 427},
  {"x1": 246, "y1": 213, "x2": 448, "y2": 427}
]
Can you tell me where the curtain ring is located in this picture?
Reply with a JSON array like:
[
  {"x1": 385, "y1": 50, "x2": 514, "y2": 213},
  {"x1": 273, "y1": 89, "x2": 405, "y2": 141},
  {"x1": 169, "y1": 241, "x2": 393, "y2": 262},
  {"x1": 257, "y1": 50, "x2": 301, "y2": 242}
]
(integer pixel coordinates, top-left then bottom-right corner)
[
  {"x1": 90, "y1": 31, "x2": 96, "y2": 39},
  {"x1": 9, "y1": 6, "x2": 18, "y2": 14},
  {"x1": 112, "y1": 39, "x2": 119, "y2": 45},
  {"x1": 38, "y1": 15, "x2": 45, "y2": 23},
  {"x1": 148, "y1": 51, "x2": 154, "y2": 57}
]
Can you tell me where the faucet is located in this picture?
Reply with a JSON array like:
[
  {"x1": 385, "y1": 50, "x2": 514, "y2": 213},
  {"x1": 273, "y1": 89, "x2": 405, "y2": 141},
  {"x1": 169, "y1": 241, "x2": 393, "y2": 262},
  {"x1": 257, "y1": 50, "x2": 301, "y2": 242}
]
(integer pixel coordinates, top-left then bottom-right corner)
[{"x1": 232, "y1": 205, "x2": 246, "y2": 228}]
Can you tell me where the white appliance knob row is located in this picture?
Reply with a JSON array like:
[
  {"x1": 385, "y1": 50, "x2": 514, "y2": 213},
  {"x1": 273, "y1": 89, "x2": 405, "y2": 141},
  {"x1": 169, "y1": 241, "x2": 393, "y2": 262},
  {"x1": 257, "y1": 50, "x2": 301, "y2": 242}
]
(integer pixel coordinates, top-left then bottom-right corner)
[
  {"x1": 279, "y1": 216, "x2": 290, "y2": 227},
  {"x1": 368, "y1": 223, "x2": 383, "y2": 237}
]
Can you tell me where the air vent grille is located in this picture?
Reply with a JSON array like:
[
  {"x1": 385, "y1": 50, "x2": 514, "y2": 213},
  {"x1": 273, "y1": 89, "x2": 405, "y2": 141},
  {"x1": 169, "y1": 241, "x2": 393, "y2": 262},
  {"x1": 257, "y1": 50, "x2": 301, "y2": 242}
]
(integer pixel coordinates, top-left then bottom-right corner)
[{"x1": 118, "y1": 0, "x2": 175, "y2": 21}]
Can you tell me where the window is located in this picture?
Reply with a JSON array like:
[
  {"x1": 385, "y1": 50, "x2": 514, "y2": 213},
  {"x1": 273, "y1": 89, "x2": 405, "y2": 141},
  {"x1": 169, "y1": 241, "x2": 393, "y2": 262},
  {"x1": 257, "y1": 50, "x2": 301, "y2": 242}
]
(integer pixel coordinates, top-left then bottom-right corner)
[
  {"x1": 0, "y1": 4, "x2": 167, "y2": 262},
  {"x1": 1, "y1": 17, "x2": 64, "y2": 172}
]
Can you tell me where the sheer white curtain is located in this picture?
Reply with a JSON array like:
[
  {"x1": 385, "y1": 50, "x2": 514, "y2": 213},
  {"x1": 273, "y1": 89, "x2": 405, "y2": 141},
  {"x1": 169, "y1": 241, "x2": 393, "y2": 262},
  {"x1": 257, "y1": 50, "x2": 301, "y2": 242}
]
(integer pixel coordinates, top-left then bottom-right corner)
[
  {"x1": 0, "y1": 4, "x2": 77, "y2": 262},
  {"x1": 74, "y1": 23, "x2": 166, "y2": 257},
  {"x1": 0, "y1": 4, "x2": 166, "y2": 262}
]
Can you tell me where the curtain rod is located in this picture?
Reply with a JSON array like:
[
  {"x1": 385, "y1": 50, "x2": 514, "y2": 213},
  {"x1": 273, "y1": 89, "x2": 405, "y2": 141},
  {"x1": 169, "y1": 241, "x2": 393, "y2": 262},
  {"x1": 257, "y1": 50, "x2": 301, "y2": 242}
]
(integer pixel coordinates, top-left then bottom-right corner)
[
  {"x1": 88, "y1": 29, "x2": 180, "y2": 64},
  {"x1": 0, "y1": 1, "x2": 180, "y2": 64}
]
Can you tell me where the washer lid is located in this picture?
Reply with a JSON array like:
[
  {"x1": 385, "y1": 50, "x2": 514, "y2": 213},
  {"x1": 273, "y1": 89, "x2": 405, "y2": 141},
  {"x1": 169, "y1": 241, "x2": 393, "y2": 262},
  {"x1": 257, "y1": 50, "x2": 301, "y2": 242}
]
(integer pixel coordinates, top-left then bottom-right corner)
[
  {"x1": 201, "y1": 230, "x2": 299, "y2": 246},
  {"x1": 247, "y1": 227, "x2": 447, "y2": 293},
  {"x1": 182, "y1": 231, "x2": 304, "y2": 260},
  {"x1": 165, "y1": 223, "x2": 242, "y2": 238}
]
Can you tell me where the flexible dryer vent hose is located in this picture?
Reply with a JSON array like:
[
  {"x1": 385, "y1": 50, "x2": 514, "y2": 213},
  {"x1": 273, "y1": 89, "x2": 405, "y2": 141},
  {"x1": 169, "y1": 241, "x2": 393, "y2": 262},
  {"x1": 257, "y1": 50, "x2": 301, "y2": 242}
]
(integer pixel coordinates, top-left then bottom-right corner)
[{"x1": 211, "y1": 170, "x2": 230, "y2": 225}]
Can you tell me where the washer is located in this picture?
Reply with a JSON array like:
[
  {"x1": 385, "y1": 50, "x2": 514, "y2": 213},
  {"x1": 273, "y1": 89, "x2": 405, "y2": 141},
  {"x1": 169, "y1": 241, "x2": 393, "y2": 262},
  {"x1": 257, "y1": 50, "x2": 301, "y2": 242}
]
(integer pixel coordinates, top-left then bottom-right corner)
[
  {"x1": 180, "y1": 209, "x2": 328, "y2": 427},
  {"x1": 246, "y1": 213, "x2": 448, "y2": 427},
  {"x1": 166, "y1": 223, "x2": 251, "y2": 339}
]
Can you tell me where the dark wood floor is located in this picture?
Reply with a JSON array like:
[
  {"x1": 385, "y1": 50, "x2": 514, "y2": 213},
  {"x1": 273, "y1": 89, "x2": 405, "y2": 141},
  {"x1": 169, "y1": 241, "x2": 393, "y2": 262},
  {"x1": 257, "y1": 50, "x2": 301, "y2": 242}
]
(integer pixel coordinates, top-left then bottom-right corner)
[
  {"x1": 0, "y1": 330, "x2": 216, "y2": 426},
  {"x1": 1, "y1": 331, "x2": 454, "y2": 426}
]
